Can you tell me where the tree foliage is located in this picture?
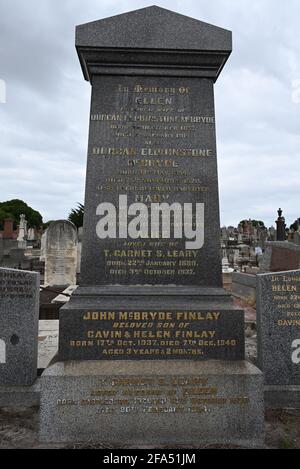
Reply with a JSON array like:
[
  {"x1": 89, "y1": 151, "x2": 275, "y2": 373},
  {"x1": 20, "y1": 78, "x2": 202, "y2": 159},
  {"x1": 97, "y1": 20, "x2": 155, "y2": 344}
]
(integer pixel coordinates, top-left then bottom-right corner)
[
  {"x1": 239, "y1": 219, "x2": 265, "y2": 228},
  {"x1": 68, "y1": 203, "x2": 84, "y2": 228},
  {"x1": 290, "y1": 218, "x2": 300, "y2": 231},
  {"x1": 42, "y1": 220, "x2": 55, "y2": 230},
  {"x1": 0, "y1": 199, "x2": 43, "y2": 230}
]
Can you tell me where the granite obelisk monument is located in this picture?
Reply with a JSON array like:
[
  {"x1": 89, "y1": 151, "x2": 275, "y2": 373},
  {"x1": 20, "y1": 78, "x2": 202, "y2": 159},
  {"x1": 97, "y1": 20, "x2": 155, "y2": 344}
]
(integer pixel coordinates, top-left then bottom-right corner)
[{"x1": 40, "y1": 6, "x2": 264, "y2": 446}]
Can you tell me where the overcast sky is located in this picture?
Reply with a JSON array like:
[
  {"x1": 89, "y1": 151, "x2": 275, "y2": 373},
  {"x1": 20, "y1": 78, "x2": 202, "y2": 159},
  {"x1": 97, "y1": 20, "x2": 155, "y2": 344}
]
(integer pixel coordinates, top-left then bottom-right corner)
[{"x1": 0, "y1": 0, "x2": 299, "y2": 227}]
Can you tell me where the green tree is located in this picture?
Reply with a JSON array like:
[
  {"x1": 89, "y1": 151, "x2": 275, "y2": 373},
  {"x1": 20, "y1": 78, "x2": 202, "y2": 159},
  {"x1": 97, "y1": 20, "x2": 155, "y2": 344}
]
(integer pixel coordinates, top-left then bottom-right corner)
[
  {"x1": 42, "y1": 220, "x2": 55, "y2": 230},
  {"x1": 290, "y1": 218, "x2": 300, "y2": 231},
  {"x1": 68, "y1": 203, "x2": 84, "y2": 228},
  {"x1": 0, "y1": 199, "x2": 43, "y2": 229},
  {"x1": 239, "y1": 220, "x2": 265, "y2": 228}
]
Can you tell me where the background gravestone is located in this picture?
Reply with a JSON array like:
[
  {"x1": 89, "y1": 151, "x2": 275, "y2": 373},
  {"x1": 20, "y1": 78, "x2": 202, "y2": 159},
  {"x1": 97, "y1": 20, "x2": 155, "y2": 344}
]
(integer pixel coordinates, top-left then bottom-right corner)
[
  {"x1": 76, "y1": 227, "x2": 83, "y2": 275},
  {"x1": 259, "y1": 241, "x2": 300, "y2": 273},
  {"x1": 44, "y1": 221, "x2": 78, "y2": 287},
  {"x1": 39, "y1": 229, "x2": 47, "y2": 262},
  {"x1": 257, "y1": 270, "x2": 300, "y2": 407},
  {"x1": 0, "y1": 267, "x2": 39, "y2": 385}
]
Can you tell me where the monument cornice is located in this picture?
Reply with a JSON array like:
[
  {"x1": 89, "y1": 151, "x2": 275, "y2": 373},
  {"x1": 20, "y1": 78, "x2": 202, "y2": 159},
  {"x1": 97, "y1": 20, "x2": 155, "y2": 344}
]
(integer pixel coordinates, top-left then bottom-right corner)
[{"x1": 76, "y1": 46, "x2": 230, "y2": 82}]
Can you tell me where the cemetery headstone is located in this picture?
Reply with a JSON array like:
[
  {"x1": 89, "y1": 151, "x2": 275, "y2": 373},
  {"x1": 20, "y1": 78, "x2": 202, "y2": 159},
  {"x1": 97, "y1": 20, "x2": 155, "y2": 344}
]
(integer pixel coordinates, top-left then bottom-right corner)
[
  {"x1": 257, "y1": 270, "x2": 300, "y2": 407},
  {"x1": 40, "y1": 229, "x2": 47, "y2": 261},
  {"x1": 44, "y1": 221, "x2": 78, "y2": 286},
  {"x1": 17, "y1": 214, "x2": 27, "y2": 249},
  {"x1": 260, "y1": 241, "x2": 300, "y2": 273},
  {"x1": 2, "y1": 218, "x2": 14, "y2": 239},
  {"x1": 0, "y1": 268, "x2": 39, "y2": 385},
  {"x1": 40, "y1": 6, "x2": 264, "y2": 446},
  {"x1": 27, "y1": 227, "x2": 36, "y2": 241},
  {"x1": 293, "y1": 231, "x2": 300, "y2": 246}
]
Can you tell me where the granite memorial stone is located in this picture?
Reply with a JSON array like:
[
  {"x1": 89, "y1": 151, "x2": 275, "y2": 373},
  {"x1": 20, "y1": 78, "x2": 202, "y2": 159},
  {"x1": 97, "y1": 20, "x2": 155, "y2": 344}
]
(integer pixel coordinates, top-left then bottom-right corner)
[
  {"x1": 257, "y1": 269, "x2": 300, "y2": 407},
  {"x1": 44, "y1": 220, "x2": 78, "y2": 287},
  {"x1": 40, "y1": 6, "x2": 264, "y2": 446},
  {"x1": 40, "y1": 361, "x2": 264, "y2": 446},
  {"x1": 0, "y1": 267, "x2": 39, "y2": 385},
  {"x1": 58, "y1": 6, "x2": 245, "y2": 362}
]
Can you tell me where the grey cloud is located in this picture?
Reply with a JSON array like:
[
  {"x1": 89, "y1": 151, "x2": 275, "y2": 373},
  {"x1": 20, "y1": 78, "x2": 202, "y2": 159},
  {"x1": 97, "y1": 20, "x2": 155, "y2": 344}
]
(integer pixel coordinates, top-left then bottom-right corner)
[{"x1": 0, "y1": 0, "x2": 299, "y2": 227}]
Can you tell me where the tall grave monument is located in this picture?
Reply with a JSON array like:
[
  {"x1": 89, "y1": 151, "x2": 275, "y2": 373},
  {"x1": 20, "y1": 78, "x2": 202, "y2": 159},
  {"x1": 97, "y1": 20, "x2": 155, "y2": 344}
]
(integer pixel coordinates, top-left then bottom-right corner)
[{"x1": 40, "y1": 6, "x2": 264, "y2": 446}]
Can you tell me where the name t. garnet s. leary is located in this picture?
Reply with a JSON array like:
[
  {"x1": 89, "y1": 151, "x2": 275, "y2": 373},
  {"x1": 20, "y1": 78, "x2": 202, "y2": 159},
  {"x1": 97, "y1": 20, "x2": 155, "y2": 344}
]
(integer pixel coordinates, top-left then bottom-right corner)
[{"x1": 95, "y1": 195, "x2": 204, "y2": 250}]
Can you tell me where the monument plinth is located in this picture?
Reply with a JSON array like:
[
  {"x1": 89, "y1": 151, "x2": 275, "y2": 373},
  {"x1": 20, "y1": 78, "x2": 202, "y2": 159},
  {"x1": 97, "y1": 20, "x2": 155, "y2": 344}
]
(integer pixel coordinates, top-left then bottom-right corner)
[{"x1": 40, "y1": 6, "x2": 264, "y2": 447}]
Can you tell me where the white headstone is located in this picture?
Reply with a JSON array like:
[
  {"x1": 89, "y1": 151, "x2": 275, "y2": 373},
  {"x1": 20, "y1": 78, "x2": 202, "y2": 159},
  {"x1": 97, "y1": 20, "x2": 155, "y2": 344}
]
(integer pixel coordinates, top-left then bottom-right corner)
[
  {"x1": 27, "y1": 227, "x2": 36, "y2": 241},
  {"x1": 40, "y1": 229, "x2": 48, "y2": 261},
  {"x1": 222, "y1": 257, "x2": 233, "y2": 273},
  {"x1": 17, "y1": 214, "x2": 27, "y2": 248},
  {"x1": 44, "y1": 221, "x2": 78, "y2": 286},
  {"x1": 17, "y1": 214, "x2": 26, "y2": 241}
]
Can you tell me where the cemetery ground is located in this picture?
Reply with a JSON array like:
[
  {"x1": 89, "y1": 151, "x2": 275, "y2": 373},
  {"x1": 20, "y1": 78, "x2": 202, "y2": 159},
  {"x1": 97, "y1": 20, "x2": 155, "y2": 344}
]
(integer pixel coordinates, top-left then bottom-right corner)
[{"x1": 0, "y1": 301, "x2": 299, "y2": 450}]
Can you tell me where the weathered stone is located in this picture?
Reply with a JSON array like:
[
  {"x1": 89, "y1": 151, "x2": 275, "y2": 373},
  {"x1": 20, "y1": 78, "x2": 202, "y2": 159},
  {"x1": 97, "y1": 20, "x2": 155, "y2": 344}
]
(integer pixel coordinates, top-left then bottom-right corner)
[
  {"x1": 257, "y1": 270, "x2": 300, "y2": 406},
  {"x1": 57, "y1": 6, "x2": 239, "y2": 359},
  {"x1": 260, "y1": 241, "x2": 300, "y2": 273},
  {"x1": 76, "y1": 6, "x2": 231, "y2": 81},
  {"x1": 40, "y1": 230, "x2": 47, "y2": 261},
  {"x1": 76, "y1": 7, "x2": 232, "y2": 288},
  {"x1": 2, "y1": 219, "x2": 14, "y2": 239},
  {"x1": 80, "y1": 76, "x2": 223, "y2": 286},
  {"x1": 0, "y1": 268, "x2": 39, "y2": 385},
  {"x1": 264, "y1": 385, "x2": 300, "y2": 409},
  {"x1": 0, "y1": 380, "x2": 40, "y2": 407},
  {"x1": 40, "y1": 6, "x2": 264, "y2": 445},
  {"x1": 40, "y1": 360, "x2": 264, "y2": 447},
  {"x1": 59, "y1": 304, "x2": 245, "y2": 361},
  {"x1": 44, "y1": 221, "x2": 78, "y2": 287},
  {"x1": 232, "y1": 272, "x2": 256, "y2": 303},
  {"x1": 27, "y1": 227, "x2": 36, "y2": 241},
  {"x1": 59, "y1": 285, "x2": 244, "y2": 361}
]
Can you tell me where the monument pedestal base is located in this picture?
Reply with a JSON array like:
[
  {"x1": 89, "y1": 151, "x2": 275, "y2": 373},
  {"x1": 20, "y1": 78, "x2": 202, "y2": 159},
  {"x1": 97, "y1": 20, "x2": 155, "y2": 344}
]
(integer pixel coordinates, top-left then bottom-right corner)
[
  {"x1": 39, "y1": 360, "x2": 264, "y2": 447},
  {"x1": 0, "y1": 379, "x2": 40, "y2": 407},
  {"x1": 264, "y1": 385, "x2": 300, "y2": 409},
  {"x1": 58, "y1": 286, "x2": 246, "y2": 361}
]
